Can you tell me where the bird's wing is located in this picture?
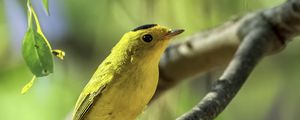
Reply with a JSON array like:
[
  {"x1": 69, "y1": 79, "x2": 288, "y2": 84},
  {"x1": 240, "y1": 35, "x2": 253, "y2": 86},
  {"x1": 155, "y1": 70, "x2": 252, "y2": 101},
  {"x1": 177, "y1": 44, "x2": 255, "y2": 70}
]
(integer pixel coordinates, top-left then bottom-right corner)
[
  {"x1": 72, "y1": 61, "x2": 114, "y2": 120},
  {"x1": 72, "y1": 84, "x2": 107, "y2": 120}
]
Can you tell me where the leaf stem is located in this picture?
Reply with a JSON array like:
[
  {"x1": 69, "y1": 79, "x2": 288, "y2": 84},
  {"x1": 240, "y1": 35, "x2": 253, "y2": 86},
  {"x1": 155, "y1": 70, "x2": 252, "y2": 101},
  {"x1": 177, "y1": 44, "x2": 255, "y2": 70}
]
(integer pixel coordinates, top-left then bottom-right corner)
[{"x1": 21, "y1": 75, "x2": 36, "y2": 94}]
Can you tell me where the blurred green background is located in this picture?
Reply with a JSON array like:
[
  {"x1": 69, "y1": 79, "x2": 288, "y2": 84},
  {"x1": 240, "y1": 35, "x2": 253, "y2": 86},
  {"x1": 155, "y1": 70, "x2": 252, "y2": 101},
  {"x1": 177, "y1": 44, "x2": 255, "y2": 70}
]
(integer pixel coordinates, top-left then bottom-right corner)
[{"x1": 1, "y1": 0, "x2": 300, "y2": 120}]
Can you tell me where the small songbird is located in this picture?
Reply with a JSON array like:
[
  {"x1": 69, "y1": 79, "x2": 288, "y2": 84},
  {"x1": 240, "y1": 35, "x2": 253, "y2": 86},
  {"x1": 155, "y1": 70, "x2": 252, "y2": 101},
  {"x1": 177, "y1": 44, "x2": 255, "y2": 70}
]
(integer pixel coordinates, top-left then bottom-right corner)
[{"x1": 73, "y1": 24, "x2": 184, "y2": 120}]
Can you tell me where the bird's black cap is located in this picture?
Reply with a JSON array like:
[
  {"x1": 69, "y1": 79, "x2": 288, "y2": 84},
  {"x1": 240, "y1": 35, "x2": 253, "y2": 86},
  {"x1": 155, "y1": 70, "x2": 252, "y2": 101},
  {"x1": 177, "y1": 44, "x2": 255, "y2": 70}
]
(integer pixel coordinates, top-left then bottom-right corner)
[{"x1": 132, "y1": 24, "x2": 157, "y2": 31}]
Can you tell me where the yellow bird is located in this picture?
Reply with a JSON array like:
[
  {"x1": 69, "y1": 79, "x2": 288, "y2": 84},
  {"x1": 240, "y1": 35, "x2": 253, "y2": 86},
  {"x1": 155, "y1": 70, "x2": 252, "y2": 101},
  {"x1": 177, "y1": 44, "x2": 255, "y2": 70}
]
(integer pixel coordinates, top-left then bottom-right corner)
[{"x1": 73, "y1": 24, "x2": 184, "y2": 120}]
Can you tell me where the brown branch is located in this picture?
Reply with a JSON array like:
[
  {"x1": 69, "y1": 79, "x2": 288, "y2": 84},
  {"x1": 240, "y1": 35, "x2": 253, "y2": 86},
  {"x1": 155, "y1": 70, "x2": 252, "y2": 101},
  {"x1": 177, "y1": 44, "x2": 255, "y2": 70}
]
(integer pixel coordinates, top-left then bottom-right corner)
[
  {"x1": 152, "y1": 0, "x2": 300, "y2": 119},
  {"x1": 176, "y1": 23, "x2": 277, "y2": 120}
]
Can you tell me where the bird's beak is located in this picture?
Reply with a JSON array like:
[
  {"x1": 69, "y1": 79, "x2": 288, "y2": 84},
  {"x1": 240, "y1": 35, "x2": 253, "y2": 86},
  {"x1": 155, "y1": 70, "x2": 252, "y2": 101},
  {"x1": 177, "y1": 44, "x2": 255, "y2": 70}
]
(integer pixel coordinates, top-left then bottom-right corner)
[{"x1": 164, "y1": 29, "x2": 184, "y2": 38}]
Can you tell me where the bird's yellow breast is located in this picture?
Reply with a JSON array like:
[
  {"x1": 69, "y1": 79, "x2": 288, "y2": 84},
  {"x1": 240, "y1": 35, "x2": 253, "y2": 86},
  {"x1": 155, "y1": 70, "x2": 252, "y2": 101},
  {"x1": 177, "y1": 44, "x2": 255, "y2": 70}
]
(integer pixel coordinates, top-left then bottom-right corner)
[{"x1": 84, "y1": 58, "x2": 159, "y2": 120}]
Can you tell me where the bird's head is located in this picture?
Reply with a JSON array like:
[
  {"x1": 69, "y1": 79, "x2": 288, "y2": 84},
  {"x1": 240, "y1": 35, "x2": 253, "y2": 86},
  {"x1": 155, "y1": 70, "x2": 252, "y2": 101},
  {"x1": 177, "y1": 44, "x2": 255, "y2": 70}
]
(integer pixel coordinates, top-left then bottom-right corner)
[{"x1": 113, "y1": 24, "x2": 184, "y2": 63}]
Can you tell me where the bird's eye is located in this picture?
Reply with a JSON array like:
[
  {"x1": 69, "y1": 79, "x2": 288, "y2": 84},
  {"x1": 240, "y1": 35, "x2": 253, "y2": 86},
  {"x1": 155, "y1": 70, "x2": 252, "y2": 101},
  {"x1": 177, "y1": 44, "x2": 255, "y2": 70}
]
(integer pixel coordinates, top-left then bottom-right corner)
[{"x1": 142, "y1": 34, "x2": 153, "y2": 43}]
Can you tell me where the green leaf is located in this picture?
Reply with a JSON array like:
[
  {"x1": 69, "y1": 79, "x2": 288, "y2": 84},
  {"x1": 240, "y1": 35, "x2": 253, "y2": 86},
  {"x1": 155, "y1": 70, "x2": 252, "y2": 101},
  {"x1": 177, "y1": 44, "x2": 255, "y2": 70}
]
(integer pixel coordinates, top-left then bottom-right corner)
[
  {"x1": 42, "y1": 0, "x2": 49, "y2": 15},
  {"x1": 22, "y1": 28, "x2": 54, "y2": 77}
]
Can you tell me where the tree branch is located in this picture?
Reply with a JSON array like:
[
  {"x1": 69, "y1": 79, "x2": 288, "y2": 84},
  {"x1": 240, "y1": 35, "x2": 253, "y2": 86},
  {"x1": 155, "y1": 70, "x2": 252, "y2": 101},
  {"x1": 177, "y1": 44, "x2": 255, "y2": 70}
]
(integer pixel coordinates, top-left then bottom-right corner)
[
  {"x1": 176, "y1": 24, "x2": 276, "y2": 120},
  {"x1": 153, "y1": 0, "x2": 300, "y2": 119}
]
